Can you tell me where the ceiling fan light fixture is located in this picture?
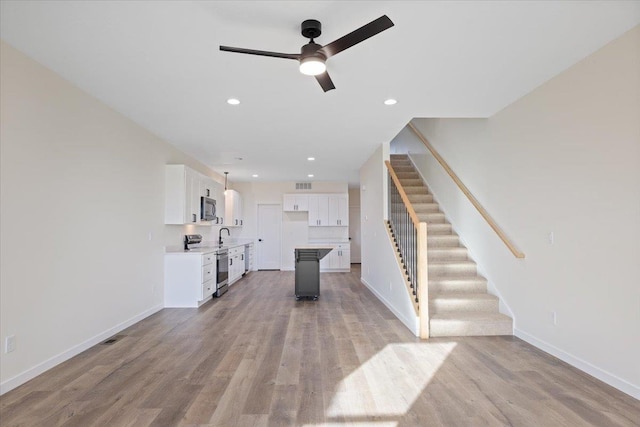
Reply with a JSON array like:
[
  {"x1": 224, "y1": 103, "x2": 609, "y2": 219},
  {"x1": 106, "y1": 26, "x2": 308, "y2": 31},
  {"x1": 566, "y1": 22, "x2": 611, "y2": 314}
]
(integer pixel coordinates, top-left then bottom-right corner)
[{"x1": 299, "y1": 57, "x2": 326, "y2": 76}]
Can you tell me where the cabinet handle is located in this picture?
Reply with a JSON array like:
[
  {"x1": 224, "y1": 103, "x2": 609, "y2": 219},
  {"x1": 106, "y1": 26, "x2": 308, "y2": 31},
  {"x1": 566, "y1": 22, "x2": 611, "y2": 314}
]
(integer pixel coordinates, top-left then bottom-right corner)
[
  {"x1": 192, "y1": 214, "x2": 197, "y2": 223},
  {"x1": 206, "y1": 189, "x2": 210, "y2": 197},
  {"x1": 230, "y1": 258, "x2": 233, "y2": 265}
]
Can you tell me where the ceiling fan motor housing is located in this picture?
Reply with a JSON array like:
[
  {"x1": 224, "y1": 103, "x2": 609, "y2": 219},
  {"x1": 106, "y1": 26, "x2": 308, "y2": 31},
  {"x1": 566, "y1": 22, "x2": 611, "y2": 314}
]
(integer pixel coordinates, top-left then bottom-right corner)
[
  {"x1": 301, "y1": 19, "x2": 322, "y2": 40},
  {"x1": 300, "y1": 42, "x2": 325, "y2": 60}
]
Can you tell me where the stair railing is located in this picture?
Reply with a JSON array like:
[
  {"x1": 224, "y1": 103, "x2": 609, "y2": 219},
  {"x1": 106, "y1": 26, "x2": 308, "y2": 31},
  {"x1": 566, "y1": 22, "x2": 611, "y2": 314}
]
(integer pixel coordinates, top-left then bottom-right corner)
[
  {"x1": 385, "y1": 160, "x2": 429, "y2": 339},
  {"x1": 408, "y1": 122, "x2": 525, "y2": 259}
]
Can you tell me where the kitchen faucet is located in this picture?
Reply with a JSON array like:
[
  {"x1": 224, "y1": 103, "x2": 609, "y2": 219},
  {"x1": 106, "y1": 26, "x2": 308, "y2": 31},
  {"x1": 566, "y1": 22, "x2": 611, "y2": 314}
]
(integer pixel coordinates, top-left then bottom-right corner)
[{"x1": 218, "y1": 227, "x2": 230, "y2": 246}]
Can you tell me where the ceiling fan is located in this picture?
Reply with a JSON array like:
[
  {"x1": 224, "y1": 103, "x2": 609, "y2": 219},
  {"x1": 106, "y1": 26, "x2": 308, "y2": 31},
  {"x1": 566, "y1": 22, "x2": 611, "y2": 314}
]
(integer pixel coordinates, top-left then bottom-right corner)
[{"x1": 220, "y1": 15, "x2": 394, "y2": 92}]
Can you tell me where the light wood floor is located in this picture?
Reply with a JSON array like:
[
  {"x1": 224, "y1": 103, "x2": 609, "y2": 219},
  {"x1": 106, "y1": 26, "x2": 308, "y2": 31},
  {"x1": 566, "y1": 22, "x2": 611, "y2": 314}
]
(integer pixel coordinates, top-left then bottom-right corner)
[{"x1": 1, "y1": 266, "x2": 638, "y2": 426}]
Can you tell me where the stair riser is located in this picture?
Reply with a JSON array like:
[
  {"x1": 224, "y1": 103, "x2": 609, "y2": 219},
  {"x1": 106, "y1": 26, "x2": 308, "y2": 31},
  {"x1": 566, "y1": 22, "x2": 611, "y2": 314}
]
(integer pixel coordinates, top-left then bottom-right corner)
[
  {"x1": 399, "y1": 179, "x2": 424, "y2": 187},
  {"x1": 412, "y1": 204, "x2": 440, "y2": 213},
  {"x1": 408, "y1": 195, "x2": 434, "y2": 203},
  {"x1": 428, "y1": 250, "x2": 468, "y2": 261},
  {"x1": 403, "y1": 186, "x2": 428, "y2": 194},
  {"x1": 429, "y1": 263, "x2": 477, "y2": 276},
  {"x1": 427, "y1": 236, "x2": 460, "y2": 247},
  {"x1": 426, "y1": 225, "x2": 453, "y2": 235},
  {"x1": 392, "y1": 166, "x2": 415, "y2": 173},
  {"x1": 391, "y1": 203, "x2": 439, "y2": 214},
  {"x1": 396, "y1": 173, "x2": 420, "y2": 179},
  {"x1": 429, "y1": 281, "x2": 488, "y2": 294},
  {"x1": 417, "y1": 213, "x2": 446, "y2": 223},
  {"x1": 429, "y1": 320, "x2": 513, "y2": 337},
  {"x1": 429, "y1": 298, "x2": 498, "y2": 314}
]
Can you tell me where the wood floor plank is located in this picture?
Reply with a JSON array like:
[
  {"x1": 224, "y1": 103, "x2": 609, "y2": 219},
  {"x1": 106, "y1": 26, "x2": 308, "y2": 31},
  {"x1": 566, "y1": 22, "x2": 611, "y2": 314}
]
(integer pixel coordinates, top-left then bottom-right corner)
[{"x1": 1, "y1": 266, "x2": 638, "y2": 426}]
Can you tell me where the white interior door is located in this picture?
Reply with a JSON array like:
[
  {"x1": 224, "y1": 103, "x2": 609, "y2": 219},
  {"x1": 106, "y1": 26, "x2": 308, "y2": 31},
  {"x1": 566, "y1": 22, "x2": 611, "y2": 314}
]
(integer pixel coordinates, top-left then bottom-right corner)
[
  {"x1": 257, "y1": 204, "x2": 282, "y2": 270},
  {"x1": 349, "y1": 206, "x2": 361, "y2": 263}
]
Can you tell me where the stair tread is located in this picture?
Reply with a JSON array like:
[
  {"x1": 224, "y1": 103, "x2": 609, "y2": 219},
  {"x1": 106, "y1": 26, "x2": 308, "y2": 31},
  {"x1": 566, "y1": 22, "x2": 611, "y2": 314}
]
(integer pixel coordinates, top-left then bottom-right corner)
[
  {"x1": 430, "y1": 312, "x2": 512, "y2": 322},
  {"x1": 428, "y1": 260, "x2": 476, "y2": 266},
  {"x1": 429, "y1": 275, "x2": 486, "y2": 282},
  {"x1": 431, "y1": 293, "x2": 498, "y2": 301}
]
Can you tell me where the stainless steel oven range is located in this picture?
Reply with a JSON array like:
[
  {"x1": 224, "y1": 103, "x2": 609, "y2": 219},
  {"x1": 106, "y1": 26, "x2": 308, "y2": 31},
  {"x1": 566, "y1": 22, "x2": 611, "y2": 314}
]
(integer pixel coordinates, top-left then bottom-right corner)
[{"x1": 215, "y1": 249, "x2": 229, "y2": 297}]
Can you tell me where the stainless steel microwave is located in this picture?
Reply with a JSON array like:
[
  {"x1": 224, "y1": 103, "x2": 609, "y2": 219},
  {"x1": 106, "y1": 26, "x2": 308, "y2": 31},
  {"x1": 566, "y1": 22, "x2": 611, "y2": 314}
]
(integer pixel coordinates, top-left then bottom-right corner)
[{"x1": 200, "y1": 196, "x2": 216, "y2": 221}]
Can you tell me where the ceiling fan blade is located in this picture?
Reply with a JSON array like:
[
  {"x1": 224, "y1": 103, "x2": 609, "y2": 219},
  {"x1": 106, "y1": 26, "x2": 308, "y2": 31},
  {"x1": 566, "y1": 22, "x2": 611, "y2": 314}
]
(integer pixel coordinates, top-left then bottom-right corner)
[
  {"x1": 315, "y1": 71, "x2": 336, "y2": 92},
  {"x1": 318, "y1": 15, "x2": 394, "y2": 58},
  {"x1": 220, "y1": 46, "x2": 300, "y2": 60}
]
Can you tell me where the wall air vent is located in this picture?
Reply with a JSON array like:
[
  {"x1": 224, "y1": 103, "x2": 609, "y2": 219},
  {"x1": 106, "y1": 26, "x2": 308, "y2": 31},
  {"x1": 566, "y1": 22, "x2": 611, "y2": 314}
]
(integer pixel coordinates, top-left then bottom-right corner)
[{"x1": 295, "y1": 182, "x2": 312, "y2": 190}]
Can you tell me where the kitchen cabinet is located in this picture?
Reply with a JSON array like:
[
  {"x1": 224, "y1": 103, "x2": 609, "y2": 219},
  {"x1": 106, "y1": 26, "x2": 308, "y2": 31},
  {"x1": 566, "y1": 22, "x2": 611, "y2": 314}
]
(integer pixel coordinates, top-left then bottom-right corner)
[
  {"x1": 165, "y1": 165, "x2": 225, "y2": 225},
  {"x1": 165, "y1": 165, "x2": 200, "y2": 225},
  {"x1": 308, "y1": 194, "x2": 329, "y2": 226},
  {"x1": 308, "y1": 194, "x2": 348, "y2": 226},
  {"x1": 164, "y1": 251, "x2": 217, "y2": 307},
  {"x1": 200, "y1": 176, "x2": 226, "y2": 225},
  {"x1": 320, "y1": 243, "x2": 351, "y2": 272},
  {"x1": 228, "y1": 245, "x2": 244, "y2": 285},
  {"x1": 283, "y1": 194, "x2": 309, "y2": 212},
  {"x1": 328, "y1": 194, "x2": 349, "y2": 226},
  {"x1": 244, "y1": 243, "x2": 254, "y2": 273},
  {"x1": 200, "y1": 176, "x2": 216, "y2": 199},
  {"x1": 215, "y1": 189, "x2": 226, "y2": 225},
  {"x1": 225, "y1": 189, "x2": 243, "y2": 227}
]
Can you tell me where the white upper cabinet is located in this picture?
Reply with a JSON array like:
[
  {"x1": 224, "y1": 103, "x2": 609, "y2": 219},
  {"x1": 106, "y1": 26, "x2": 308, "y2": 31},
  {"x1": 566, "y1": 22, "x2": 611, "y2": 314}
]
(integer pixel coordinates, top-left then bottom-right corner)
[
  {"x1": 165, "y1": 165, "x2": 225, "y2": 225},
  {"x1": 225, "y1": 189, "x2": 243, "y2": 227},
  {"x1": 308, "y1": 194, "x2": 329, "y2": 226},
  {"x1": 165, "y1": 165, "x2": 200, "y2": 225},
  {"x1": 215, "y1": 186, "x2": 226, "y2": 225},
  {"x1": 328, "y1": 194, "x2": 349, "y2": 226},
  {"x1": 283, "y1": 194, "x2": 309, "y2": 212},
  {"x1": 200, "y1": 176, "x2": 216, "y2": 199},
  {"x1": 308, "y1": 194, "x2": 348, "y2": 227}
]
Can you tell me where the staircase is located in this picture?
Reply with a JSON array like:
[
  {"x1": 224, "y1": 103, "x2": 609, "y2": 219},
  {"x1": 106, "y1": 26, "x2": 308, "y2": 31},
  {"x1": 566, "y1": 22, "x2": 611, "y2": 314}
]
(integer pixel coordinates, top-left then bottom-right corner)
[{"x1": 390, "y1": 154, "x2": 513, "y2": 337}]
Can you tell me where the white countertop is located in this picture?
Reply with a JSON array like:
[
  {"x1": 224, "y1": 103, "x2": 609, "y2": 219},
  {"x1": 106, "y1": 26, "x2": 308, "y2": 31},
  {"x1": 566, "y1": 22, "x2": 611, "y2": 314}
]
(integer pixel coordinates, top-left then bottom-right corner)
[{"x1": 166, "y1": 238, "x2": 255, "y2": 255}]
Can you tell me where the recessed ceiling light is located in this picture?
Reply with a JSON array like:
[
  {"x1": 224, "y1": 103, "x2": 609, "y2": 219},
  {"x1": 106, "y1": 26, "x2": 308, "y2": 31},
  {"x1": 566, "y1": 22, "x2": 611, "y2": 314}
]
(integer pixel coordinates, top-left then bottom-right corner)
[
  {"x1": 308, "y1": 174, "x2": 314, "y2": 178},
  {"x1": 227, "y1": 98, "x2": 240, "y2": 105},
  {"x1": 384, "y1": 98, "x2": 397, "y2": 105},
  {"x1": 252, "y1": 174, "x2": 258, "y2": 178},
  {"x1": 307, "y1": 157, "x2": 315, "y2": 161}
]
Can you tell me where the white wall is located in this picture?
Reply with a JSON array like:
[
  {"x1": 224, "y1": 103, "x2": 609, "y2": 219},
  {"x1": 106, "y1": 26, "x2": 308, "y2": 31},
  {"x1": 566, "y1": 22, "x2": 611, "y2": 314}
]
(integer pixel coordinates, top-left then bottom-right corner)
[
  {"x1": 359, "y1": 145, "x2": 420, "y2": 335},
  {"x1": 232, "y1": 181, "x2": 349, "y2": 271},
  {"x1": 395, "y1": 26, "x2": 640, "y2": 397},
  {"x1": 0, "y1": 42, "x2": 224, "y2": 393}
]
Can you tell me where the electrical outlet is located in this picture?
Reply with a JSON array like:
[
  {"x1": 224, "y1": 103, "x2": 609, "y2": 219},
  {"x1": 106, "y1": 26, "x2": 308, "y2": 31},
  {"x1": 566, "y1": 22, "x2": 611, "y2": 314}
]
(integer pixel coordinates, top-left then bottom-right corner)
[
  {"x1": 5, "y1": 335, "x2": 16, "y2": 353},
  {"x1": 551, "y1": 311, "x2": 557, "y2": 326},
  {"x1": 549, "y1": 232, "x2": 554, "y2": 245},
  {"x1": 148, "y1": 232, "x2": 153, "y2": 241}
]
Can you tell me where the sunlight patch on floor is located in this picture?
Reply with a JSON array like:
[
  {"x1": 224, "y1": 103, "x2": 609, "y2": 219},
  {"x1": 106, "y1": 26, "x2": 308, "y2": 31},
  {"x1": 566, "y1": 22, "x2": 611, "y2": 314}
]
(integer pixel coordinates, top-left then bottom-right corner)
[{"x1": 323, "y1": 341, "x2": 457, "y2": 424}]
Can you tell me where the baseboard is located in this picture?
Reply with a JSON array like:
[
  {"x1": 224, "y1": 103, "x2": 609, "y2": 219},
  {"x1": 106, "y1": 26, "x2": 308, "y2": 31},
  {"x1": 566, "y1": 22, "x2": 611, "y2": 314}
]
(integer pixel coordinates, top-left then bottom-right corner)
[
  {"x1": 0, "y1": 304, "x2": 163, "y2": 395},
  {"x1": 514, "y1": 328, "x2": 639, "y2": 400},
  {"x1": 361, "y1": 277, "x2": 419, "y2": 336}
]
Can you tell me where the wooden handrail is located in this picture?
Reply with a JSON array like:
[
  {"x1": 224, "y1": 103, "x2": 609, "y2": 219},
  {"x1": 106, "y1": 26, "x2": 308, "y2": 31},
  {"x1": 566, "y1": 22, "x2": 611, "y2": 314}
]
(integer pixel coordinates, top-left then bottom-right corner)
[
  {"x1": 408, "y1": 122, "x2": 525, "y2": 259},
  {"x1": 385, "y1": 160, "x2": 421, "y2": 227}
]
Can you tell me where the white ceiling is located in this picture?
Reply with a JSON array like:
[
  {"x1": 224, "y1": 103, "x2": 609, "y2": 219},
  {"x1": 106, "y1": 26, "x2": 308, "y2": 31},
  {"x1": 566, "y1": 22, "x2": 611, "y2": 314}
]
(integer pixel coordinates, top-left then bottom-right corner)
[{"x1": 2, "y1": 1, "x2": 639, "y2": 186}]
